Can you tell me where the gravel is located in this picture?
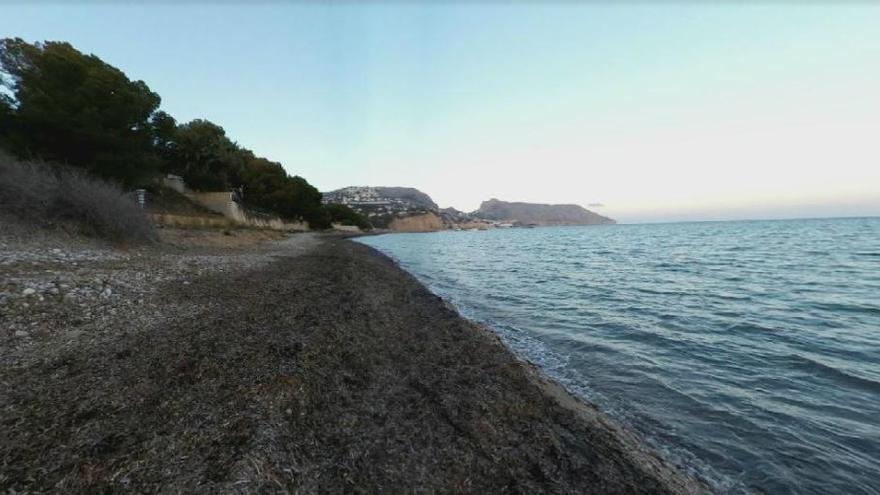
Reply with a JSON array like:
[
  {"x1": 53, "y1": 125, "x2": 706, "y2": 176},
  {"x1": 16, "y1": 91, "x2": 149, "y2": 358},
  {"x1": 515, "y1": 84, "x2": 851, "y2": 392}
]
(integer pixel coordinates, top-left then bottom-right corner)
[{"x1": 0, "y1": 222, "x2": 706, "y2": 494}]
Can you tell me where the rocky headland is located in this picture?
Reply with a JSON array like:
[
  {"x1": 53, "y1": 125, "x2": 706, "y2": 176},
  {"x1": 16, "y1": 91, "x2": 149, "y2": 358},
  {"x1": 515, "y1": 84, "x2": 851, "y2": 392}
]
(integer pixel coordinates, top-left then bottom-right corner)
[
  {"x1": 323, "y1": 186, "x2": 614, "y2": 232},
  {"x1": 474, "y1": 198, "x2": 616, "y2": 226}
]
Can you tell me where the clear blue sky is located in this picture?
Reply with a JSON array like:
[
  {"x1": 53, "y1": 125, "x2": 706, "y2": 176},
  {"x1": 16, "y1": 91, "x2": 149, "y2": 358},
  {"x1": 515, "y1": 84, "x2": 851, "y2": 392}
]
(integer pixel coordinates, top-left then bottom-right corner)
[{"x1": 4, "y1": 2, "x2": 880, "y2": 222}]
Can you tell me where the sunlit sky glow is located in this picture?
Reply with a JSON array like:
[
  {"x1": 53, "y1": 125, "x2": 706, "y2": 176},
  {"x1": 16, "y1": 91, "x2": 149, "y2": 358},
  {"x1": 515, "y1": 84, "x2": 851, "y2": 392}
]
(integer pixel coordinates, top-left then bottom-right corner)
[{"x1": 4, "y1": 2, "x2": 880, "y2": 223}]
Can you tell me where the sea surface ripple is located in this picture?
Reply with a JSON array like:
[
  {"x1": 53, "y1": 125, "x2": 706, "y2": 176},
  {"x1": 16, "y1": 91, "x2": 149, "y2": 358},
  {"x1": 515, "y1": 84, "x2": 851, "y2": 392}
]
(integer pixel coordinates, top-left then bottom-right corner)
[{"x1": 358, "y1": 217, "x2": 880, "y2": 495}]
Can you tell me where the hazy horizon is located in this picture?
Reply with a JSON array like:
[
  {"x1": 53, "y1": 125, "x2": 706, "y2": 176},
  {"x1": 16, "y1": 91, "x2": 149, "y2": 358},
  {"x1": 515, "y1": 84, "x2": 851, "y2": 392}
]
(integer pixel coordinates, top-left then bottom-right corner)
[{"x1": 4, "y1": 3, "x2": 879, "y2": 223}]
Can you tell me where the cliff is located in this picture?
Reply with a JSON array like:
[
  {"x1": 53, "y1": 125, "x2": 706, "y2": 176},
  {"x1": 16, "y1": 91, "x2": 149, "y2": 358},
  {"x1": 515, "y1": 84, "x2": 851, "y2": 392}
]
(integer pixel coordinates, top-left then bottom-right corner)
[
  {"x1": 388, "y1": 212, "x2": 444, "y2": 232},
  {"x1": 474, "y1": 198, "x2": 615, "y2": 226},
  {"x1": 323, "y1": 186, "x2": 616, "y2": 230}
]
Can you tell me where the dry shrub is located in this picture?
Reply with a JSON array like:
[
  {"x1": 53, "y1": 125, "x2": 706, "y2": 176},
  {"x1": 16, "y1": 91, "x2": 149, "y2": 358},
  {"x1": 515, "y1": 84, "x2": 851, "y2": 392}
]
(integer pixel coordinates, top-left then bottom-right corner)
[{"x1": 0, "y1": 152, "x2": 156, "y2": 243}]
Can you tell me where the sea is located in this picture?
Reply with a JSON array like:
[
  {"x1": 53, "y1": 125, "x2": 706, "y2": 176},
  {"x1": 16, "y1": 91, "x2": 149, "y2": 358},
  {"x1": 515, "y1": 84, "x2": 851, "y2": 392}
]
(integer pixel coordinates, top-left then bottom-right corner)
[{"x1": 357, "y1": 217, "x2": 880, "y2": 495}]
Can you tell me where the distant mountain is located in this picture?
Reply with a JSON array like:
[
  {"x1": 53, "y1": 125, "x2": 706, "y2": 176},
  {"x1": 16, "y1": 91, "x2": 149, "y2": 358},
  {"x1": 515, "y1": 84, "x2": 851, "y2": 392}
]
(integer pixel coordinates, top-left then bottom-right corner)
[
  {"x1": 473, "y1": 198, "x2": 615, "y2": 225},
  {"x1": 439, "y1": 207, "x2": 469, "y2": 222},
  {"x1": 323, "y1": 188, "x2": 615, "y2": 230}
]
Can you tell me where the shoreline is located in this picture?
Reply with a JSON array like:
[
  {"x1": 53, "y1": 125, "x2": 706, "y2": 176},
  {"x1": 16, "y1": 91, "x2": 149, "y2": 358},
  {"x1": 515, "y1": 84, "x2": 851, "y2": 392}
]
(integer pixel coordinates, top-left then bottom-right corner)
[
  {"x1": 350, "y1": 238, "x2": 709, "y2": 493},
  {"x1": 1, "y1": 228, "x2": 707, "y2": 493}
]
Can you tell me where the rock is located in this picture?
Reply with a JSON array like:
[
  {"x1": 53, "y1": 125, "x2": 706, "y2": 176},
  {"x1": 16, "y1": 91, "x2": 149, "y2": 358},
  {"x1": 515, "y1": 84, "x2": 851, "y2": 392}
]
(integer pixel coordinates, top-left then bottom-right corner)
[
  {"x1": 22, "y1": 288, "x2": 36, "y2": 296},
  {"x1": 102, "y1": 287, "x2": 113, "y2": 298},
  {"x1": 14, "y1": 330, "x2": 29, "y2": 337}
]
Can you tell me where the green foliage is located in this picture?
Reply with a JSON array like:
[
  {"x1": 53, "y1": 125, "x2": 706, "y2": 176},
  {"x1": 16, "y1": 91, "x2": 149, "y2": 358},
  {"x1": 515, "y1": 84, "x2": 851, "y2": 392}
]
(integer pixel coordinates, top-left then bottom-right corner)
[
  {"x1": 157, "y1": 120, "x2": 330, "y2": 227},
  {"x1": 149, "y1": 110, "x2": 177, "y2": 156},
  {"x1": 164, "y1": 119, "x2": 245, "y2": 191},
  {"x1": 0, "y1": 38, "x2": 335, "y2": 230},
  {"x1": 324, "y1": 203, "x2": 372, "y2": 230},
  {"x1": 0, "y1": 93, "x2": 13, "y2": 149},
  {"x1": 0, "y1": 38, "x2": 161, "y2": 186},
  {"x1": 239, "y1": 155, "x2": 328, "y2": 228}
]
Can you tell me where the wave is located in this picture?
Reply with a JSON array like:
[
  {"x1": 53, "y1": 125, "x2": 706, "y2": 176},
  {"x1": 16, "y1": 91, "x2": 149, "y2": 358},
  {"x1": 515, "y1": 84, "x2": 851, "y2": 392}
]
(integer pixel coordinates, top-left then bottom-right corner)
[
  {"x1": 810, "y1": 301, "x2": 880, "y2": 316},
  {"x1": 634, "y1": 286, "x2": 689, "y2": 296},
  {"x1": 853, "y1": 251, "x2": 880, "y2": 257},
  {"x1": 784, "y1": 354, "x2": 880, "y2": 394}
]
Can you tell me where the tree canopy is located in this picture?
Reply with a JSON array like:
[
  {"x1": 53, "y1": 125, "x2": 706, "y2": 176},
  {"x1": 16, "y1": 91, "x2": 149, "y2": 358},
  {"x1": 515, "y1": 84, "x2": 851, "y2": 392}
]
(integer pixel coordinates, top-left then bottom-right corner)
[
  {"x1": 238, "y1": 153, "x2": 329, "y2": 228},
  {"x1": 0, "y1": 38, "x2": 161, "y2": 185},
  {"x1": 0, "y1": 38, "x2": 367, "y2": 229},
  {"x1": 324, "y1": 203, "x2": 373, "y2": 230},
  {"x1": 164, "y1": 119, "x2": 245, "y2": 191}
]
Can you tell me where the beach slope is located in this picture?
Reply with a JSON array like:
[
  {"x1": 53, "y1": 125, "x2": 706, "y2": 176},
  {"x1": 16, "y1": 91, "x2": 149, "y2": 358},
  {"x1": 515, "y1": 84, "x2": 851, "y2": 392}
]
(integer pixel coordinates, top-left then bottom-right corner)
[{"x1": 1, "y1": 232, "x2": 705, "y2": 493}]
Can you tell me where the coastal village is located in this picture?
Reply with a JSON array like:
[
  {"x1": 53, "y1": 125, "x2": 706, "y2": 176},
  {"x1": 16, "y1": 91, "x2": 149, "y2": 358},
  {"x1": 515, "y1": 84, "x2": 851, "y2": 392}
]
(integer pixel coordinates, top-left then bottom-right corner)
[{"x1": 321, "y1": 185, "x2": 614, "y2": 232}]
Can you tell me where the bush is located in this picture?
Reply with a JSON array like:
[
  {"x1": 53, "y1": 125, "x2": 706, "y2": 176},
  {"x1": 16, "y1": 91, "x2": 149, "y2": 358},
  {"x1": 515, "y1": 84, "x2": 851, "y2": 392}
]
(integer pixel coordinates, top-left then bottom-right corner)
[
  {"x1": 324, "y1": 203, "x2": 372, "y2": 230},
  {"x1": 0, "y1": 152, "x2": 156, "y2": 244}
]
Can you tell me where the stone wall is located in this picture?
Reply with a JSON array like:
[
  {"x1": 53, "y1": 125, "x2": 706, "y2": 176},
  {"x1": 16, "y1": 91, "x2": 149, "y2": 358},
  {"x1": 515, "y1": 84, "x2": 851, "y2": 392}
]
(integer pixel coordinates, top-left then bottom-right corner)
[
  {"x1": 184, "y1": 192, "x2": 308, "y2": 231},
  {"x1": 331, "y1": 223, "x2": 361, "y2": 233}
]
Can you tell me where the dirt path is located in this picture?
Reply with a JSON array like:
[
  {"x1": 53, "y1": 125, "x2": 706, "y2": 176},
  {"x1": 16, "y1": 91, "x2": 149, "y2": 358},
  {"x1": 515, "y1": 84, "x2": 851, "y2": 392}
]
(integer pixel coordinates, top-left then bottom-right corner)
[{"x1": 1, "y1": 233, "x2": 705, "y2": 493}]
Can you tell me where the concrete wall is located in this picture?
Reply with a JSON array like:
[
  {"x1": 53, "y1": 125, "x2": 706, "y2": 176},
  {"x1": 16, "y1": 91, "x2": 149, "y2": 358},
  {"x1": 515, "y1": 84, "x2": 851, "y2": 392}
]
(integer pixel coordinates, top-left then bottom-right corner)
[
  {"x1": 149, "y1": 213, "x2": 233, "y2": 229},
  {"x1": 162, "y1": 175, "x2": 187, "y2": 194},
  {"x1": 331, "y1": 223, "x2": 361, "y2": 233},
  {"x1": 184, "y1": 191, "x2": 308, "y2": 231}
]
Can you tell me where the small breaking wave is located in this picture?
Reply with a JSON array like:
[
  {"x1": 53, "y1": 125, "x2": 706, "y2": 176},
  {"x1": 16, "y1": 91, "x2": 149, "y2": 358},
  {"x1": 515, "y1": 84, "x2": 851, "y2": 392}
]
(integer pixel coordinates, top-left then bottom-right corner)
[{"x1": 784, "y1": 354, "x2": 880, "y2": 394}]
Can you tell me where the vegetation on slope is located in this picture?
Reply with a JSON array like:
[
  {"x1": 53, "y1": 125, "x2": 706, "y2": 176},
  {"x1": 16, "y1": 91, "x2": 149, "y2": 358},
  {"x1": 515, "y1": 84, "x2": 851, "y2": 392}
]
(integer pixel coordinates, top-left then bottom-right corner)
[
  {"x1": 0, "y1": 38, "x2": 367, "y2": 230},
  {"x1": 0, "y1": 152, "x2": 156, "y2": 243}
]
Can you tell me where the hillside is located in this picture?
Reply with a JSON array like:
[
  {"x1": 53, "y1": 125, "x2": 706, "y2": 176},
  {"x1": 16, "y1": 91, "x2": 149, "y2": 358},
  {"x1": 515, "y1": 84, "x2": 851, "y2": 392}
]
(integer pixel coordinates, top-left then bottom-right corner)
[
  {"x1": 323, "y1": 186, "x2": 437, "y2": 210},
  {"x1": 323, "y1": 187, "x2": 616, "y2": 230},
  {"x1": 474, "y1": 198, "x2": 615, "y2": 226},
  {"x1": 322, "y1": 186, "x2": 439, "y2": 229}
]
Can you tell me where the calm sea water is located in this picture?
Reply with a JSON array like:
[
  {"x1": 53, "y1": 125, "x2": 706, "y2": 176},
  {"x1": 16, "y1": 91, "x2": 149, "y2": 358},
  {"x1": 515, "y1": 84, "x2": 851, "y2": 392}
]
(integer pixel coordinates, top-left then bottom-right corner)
[{"x1": 357, "y1": 218, "x2": 880, "y2": 495}]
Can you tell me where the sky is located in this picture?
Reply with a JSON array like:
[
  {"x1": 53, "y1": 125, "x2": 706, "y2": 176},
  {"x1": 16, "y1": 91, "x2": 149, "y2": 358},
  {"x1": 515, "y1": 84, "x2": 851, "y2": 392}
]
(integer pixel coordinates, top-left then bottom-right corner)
[{"x1": 3, "y1": 2, "x2": 880, "y2": 223}]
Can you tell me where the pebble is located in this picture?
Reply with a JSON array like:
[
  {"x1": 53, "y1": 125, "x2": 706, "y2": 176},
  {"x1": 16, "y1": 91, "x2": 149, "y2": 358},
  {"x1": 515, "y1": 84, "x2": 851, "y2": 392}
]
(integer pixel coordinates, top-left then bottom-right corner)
[{"x1": 2, "y1": 227, "x2": 283, "y2": 342}]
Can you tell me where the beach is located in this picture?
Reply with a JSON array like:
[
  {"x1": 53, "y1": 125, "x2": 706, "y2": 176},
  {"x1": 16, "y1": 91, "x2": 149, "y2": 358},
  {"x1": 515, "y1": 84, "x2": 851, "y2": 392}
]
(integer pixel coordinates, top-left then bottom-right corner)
[{"x1": 1, "y1": 226, "x2": 705, "y2": 493}]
